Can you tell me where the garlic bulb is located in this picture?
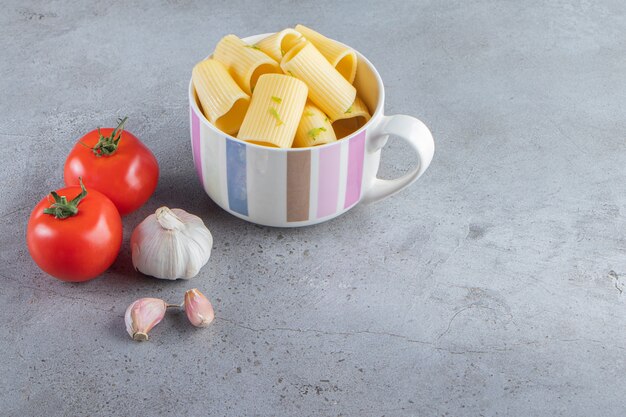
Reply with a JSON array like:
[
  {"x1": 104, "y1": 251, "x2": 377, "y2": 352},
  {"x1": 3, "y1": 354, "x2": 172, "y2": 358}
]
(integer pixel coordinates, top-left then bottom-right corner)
[
  {"x1": 131, "y1": 207, "x2": 213, "y2": 280},
  {"x1": 183, "y1": 288, "x2": 215, "y2": 327},
  {"x1": 125, "y1": 298, "x2": 167, "y2": 341}
]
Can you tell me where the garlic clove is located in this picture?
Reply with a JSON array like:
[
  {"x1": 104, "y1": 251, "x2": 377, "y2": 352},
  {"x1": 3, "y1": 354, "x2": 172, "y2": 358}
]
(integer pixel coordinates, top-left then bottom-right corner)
[
  {"x1": 124, "y1": 298, "x2": 167, "y2": 341},
  {"x1": 131, "y1": 207, "x2": 213, "y2": 280},
  {"x1": 183, "y1": 289, "x2": 215, "y2": 327}
]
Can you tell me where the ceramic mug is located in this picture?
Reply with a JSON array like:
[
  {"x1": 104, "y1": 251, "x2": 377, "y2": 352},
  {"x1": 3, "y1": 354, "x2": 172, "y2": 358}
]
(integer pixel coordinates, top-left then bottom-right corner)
[{"x1": 189, "y1": 33, "x2": 435, "y2": 227}]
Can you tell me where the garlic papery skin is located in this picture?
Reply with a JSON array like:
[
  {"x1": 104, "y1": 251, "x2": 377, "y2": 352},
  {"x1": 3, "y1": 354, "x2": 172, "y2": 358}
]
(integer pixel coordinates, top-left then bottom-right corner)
[
  {"x1": 124, "y1": 298, "x2": 167, "y2": 341},
  {"x1": 183, "y1": 289, "x2": 215, "y2": 328},
  {"x1": 131, "y1": 207, "x2": 213, "y2": 280}
]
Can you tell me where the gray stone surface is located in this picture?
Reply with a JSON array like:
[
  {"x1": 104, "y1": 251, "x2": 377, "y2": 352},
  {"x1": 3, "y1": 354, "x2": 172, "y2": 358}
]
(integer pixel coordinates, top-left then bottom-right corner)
[{"x1": 1, "y1": 0, "x2": 625, "y2": 416}]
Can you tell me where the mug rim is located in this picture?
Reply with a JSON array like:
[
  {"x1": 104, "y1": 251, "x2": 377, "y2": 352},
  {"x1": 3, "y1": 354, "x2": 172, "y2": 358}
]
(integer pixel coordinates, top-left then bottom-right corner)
[{"x1": 188, "y1": 32, "x2": 386, "y2": 152}]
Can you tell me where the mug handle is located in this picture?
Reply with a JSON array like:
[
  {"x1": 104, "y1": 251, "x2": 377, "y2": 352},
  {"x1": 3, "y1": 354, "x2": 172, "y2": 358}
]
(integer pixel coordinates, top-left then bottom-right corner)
[{"x1": 361, "y1": 114, "x2": 435, "y2": 204}]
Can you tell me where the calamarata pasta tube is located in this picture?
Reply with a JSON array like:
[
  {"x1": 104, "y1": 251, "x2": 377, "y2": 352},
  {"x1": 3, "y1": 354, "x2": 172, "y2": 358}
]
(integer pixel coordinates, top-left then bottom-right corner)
[
  {"x1": 294, "y1": 101, "x2": 336, "y2": 147},
  {"x1": 295, "y1": 24, "x2": 358, "y2": 84},
  {"x1": 214, "y1": 34, "x2": 281, "y2": 95},
  {"x1": 192, "y1": 59, "x2": 250, "y2": 135},
  {"x1": 281, "y1": 41, "x2": 356, "y2": 122},
  {"x1": 237, "y1": 74, "x2": 308, "y2": 148},
  {"x1": 332, "y1": 96, "x2": 371, "y2": 139},
  {"x1": 255, "y1": 29, "x2": 304, "y2": 62}
]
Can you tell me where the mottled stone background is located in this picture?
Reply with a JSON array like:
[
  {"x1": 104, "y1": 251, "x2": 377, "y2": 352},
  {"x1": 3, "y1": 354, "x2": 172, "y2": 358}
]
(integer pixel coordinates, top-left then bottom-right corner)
[{"x1": 1, "y1": 1, "x2": 625, "y2": 416}]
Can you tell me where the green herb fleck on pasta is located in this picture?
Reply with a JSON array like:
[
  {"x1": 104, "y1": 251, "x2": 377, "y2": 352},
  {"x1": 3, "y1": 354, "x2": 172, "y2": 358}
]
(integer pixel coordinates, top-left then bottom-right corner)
[
  {"x1": 269, "y1": 107, "x2": 284, "y2": 126},
  {"x1": 307, "y1": 127, "x2": 327, "y2": 140}
]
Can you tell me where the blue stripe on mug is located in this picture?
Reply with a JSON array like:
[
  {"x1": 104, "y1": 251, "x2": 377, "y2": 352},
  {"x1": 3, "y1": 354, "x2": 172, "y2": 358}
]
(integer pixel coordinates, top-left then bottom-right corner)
[{"x1": 226, "y1": 139, "x2": 249, "y2": 216}]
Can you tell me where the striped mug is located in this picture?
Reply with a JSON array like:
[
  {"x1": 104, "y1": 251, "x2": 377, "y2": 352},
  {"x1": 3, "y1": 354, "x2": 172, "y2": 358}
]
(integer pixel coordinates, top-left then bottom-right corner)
[{"x1": 189, "y1": 33, "x2": 435, "y2": 227}]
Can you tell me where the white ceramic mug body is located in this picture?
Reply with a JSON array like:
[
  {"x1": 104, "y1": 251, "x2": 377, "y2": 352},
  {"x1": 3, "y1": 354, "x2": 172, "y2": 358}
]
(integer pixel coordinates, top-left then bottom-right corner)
[{"x1": 189, "y1": 34, "x2": 434, "y2": 227}]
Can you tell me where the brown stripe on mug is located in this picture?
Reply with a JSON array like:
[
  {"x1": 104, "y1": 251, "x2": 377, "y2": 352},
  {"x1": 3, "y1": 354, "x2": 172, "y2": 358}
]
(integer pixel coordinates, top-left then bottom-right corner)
[{"x1": 286, "y1": 150, "x2": 311, "y2": 222}]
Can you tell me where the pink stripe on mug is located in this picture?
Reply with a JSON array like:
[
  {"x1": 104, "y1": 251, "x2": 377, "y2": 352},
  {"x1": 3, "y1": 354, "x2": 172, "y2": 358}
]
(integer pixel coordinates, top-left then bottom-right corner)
[
  {"x1": 344, "y1": 131, "x2": 366, "y2": 208},
  {"x1": 317, "y1": 145, "x2": 341, "y2": 218},
  {"x1": 191, "y1": 109, "x2": 203, "y2": 186}
]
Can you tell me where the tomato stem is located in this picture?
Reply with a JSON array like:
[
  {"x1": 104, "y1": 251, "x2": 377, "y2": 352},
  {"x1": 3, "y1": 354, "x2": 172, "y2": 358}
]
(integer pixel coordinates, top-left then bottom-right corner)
[
  {"x1": 90, "y1": 116, "x2": 128, "y2": 157},
  {"x1": 43, "y1": 178, "x2": 88, "y2": 219}
]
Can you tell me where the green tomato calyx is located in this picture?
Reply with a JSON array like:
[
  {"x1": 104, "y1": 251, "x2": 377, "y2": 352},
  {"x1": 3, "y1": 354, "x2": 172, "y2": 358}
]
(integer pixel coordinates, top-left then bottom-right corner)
[
  {"x1": 43, "y1": 178, "x2": 88, "y2": 219},
  {"x1": 90, "y1": 116, "x2": 128, "y2": 157}
]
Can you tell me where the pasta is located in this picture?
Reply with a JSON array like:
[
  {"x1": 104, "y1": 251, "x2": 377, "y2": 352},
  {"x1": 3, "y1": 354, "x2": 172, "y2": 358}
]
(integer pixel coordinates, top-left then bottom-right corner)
[
  {"x1": 280, "y1": 41, "x2": 356, "y2": 122},
  {"x1": 255, "y1": 29, "x2": 304, "y2": 62},
  {"x1": 331, "y1": 96, "x2": 371, "y2": 139},
  {"x1": 237, "y1": 74, "x2": 309, "y2": 148},
  {"x1": 192, "y1": 59, "x2": 250, "y2": 135},
  {"x1": 293, "y1": 101, "x2": 336, "y2": 147},
  {"x1": 214, "y1": 34, "x2": 281, "y2": 95},
  {"x1": 193, "y1": 27, "x2": 374, "y2": 148},
  {"x1": 295, "y1": 24, "x2": 357, "y2": 84}
]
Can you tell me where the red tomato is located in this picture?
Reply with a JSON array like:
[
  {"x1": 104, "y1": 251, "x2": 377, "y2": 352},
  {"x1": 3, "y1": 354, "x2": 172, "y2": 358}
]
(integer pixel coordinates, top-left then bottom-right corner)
[
  {"x1": 27, "y1": 182, "x2": 123, "y2": 282},
  {"x1": 64, "y1": 118, "x2": 159, "y2": 216}
]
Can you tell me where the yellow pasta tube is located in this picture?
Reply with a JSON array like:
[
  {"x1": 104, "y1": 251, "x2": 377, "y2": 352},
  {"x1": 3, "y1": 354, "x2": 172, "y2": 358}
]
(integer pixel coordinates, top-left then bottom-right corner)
[
  {"x1": 255, "y1": 29, "x2": 304, "y2": 62},
  {"x1": 332, "y1": 96, "x2": 371, "y2": 139},
  {"x1": 192, "y1": 59, "x2": 251, "y2": 135},
  {"x1": 293, "y1": 101, "x2": 336, "y2": 147},
  {"x1": 281, "y1": 41, "x2": 356, "y2": 122},
  {"x1": 214, "y1": 34, "x2": 281, "y2": 95},
  {"x1": 237, "y1": 74, "x2": 309, "y2": 148},
  {"x1": 295, "y1": 24, "x2": 357, "y2": 84}
]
